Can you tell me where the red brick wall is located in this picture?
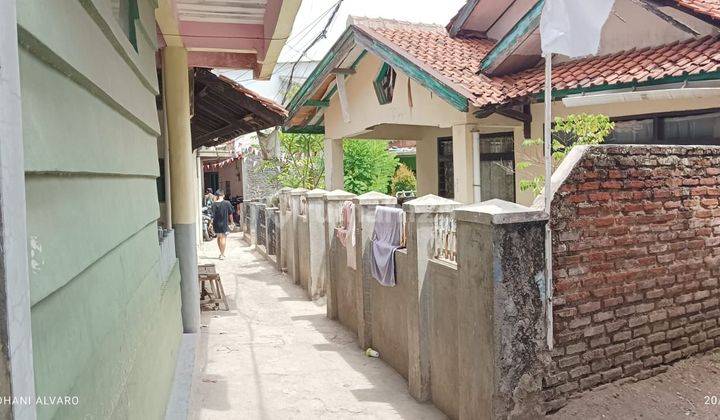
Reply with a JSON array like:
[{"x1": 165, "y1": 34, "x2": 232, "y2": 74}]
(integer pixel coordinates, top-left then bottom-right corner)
[{"x1": 544, "y1": 145, "x2": 720, "y2": 411}]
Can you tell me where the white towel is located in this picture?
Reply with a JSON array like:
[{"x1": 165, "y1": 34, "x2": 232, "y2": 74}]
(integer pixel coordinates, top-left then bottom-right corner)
[
  {"x1": 346, "y1": 202, "x2": 357, "y2": 270},
  {"x1": 370, "y1": 206, "x2": 404, "y2": 286}
]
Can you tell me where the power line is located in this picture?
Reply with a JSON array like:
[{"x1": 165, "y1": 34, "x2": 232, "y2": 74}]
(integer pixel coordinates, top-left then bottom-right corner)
[{"x1": 282, "y1": 0, "x2": 344, "y2": 104}]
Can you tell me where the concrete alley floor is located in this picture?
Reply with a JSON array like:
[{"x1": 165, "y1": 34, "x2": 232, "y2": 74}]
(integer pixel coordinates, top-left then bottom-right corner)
[{"x1": 189, "y1": 233, "x2": 445, "y2": 419}]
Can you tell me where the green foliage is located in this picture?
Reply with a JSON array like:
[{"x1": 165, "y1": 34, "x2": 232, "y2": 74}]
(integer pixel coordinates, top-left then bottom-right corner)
[
  {"x1": 391, "y1": 164, "x2": 417, "y2": 195},
  {"x1": 520, "y1": 113, "x2": 614, "y2": 195},
  {"x1": 343, "y1": 140, "x2": 399, "y2": 195},
  {"x1": 261, "y1": 132, "x2": 325, "y2": 189}
]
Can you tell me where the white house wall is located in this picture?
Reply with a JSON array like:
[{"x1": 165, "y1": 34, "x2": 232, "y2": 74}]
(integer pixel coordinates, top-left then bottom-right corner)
[{"x1": 324, "y1": 54, "x2": 468, "y2": 140}]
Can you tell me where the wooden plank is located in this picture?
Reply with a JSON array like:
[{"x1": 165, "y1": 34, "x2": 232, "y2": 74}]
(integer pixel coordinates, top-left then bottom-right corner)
[{"x1": 336, "y1": 73, "x2": 351, "y2": 123}]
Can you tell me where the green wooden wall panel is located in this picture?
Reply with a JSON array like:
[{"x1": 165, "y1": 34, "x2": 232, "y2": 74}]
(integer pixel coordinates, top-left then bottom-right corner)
[
  {"x1": 30, "y1": 223, "x2": 178, "y2": 419},
  {"x1": 137, "y1": 0, "x2": 159, "y2": 49},
  {"x1": 16, "y1": 0, "x2": 160, "y2": 136},
  {"x1": 26, "y1": 175, "x2": 160, "y2": 305},
  {"x1": 19, "y1": 49, "x2": 159, "y2": 177}
]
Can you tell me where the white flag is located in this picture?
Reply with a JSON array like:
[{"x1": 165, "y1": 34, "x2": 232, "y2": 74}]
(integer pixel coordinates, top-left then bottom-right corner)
[{"x1": 540, "y1": 0, "x2": 614, "y2": 58}]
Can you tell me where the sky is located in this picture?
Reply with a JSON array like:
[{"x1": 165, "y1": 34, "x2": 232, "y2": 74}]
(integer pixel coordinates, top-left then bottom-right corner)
[
  {"x1": 220, "y1": 0, "x2": 466, "y2": 102},
  {"x1": 277, "y1": 0, "x2": 467, "y2": 63}
]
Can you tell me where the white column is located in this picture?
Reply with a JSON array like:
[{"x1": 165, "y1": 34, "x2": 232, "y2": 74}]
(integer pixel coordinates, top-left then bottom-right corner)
[
  {"x1": 0, "y1": 0, "x2": 37, "y2": 417},
  {"x1": 452, "y1": 124, "x2": 475, "y2": 204},
  {"x1": 416, "y1": 136, "x2": 439, "y2": 196},
  {"x1": 324, "y1": 137, "x2": 344, "y2": 190},
  {"x1": 163, "y1": 46, "x2": 200, "y2": 333}
]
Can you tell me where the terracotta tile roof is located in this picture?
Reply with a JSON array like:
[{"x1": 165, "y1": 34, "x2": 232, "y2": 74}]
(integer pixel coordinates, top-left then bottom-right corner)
[
  {"x1": 217, "y1": 74, "x2": 288, "y2": 117},
  {"x1": 355, "y1": 18, "x2": 720, "y2": 109},
  {"x1": 672, "y1": 0, "x2": 720, "y2": 21}
]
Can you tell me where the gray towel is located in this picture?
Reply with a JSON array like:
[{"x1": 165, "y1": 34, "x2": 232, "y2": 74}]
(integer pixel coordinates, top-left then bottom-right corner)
[{"x1": 370, "y1": 206, "x2": 404, "y2": 286}]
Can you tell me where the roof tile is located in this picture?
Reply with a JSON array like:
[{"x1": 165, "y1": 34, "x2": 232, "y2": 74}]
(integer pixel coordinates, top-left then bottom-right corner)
[{"x1": 354, "y1": 18, "x2": 720, "y2": 109}]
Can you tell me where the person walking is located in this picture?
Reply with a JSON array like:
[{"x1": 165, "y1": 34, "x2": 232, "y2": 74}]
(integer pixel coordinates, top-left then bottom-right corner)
[{"x1": 211, "y1": 189, "x2": 234, "y2": 259}]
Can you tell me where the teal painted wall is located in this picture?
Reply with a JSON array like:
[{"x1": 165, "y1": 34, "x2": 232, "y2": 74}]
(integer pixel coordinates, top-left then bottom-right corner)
[{"x1": 16, "y1": 0, "x2": 183, "y2": 418}]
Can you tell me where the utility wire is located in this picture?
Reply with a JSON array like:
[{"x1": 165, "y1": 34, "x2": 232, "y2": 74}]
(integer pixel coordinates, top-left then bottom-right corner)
[{"x1": 282, "y1": 0, "x2": 344, "y2": 105}]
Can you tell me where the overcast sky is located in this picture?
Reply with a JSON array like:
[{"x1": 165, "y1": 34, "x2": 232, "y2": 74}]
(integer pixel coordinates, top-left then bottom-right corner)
[{"x1": 278, "y1": 0, "x2": 467, "y2": 63}]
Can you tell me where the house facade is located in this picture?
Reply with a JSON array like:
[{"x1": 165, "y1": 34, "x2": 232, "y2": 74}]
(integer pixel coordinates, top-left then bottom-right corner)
[
  {"x1": 1, "y1": 0, "x2": 300, "y2": 418},
  {"x1": 285, "y1": 0, "x2": 720, "y2": 206}
]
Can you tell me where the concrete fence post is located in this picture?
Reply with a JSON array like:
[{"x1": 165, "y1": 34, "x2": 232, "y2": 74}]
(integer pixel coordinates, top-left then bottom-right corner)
[
  {"x1": 248, "y1": 201, "x2": 260, "y2": 246},
  {"x1": 455, "y1": 199, "x2": 549, "y2": 420},
  {"x1": 306, "y1": 189, "x2": 328, "y2": 299},
  {"x1": 404, "y1": 194, "x2": 461, "y2": 402},
  {"x1": 289, "y1": 188, "x2": 307, "y2": 285},
  {"x1": 353, "y1": 192, "x2": 397, "y2": 349},
  {"x1": 278, "y1": 187, "x2": 292, "y2": 271},
  {"x1": 323, "y1": 190, "x2": 356, "y2": 320}
]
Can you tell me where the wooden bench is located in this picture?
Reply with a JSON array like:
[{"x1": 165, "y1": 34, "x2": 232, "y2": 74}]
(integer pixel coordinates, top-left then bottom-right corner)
[{"x1": 198, "y1": 263, "x2": 229, "y2": 311}]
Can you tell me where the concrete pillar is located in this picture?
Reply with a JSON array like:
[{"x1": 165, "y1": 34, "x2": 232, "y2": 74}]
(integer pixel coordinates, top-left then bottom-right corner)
[
  {"x1": 455, "y1": 199, "x2": 549, "y2": 419},
  {"x1": 306, "y1": 189, "x2": 328, "y2": 299},
  {"x1": 163, "y1": 46, "x2": 200, "y2": 333},
  {"x1": 289, "y1": 188, "x2": 307, "y2": 285},
  {"x1": 416, "y1": 137, "x2": 439, "y2": 197},
  {"x1": 0, "y1": 1, "x2": 38, "y2": 417},
  {"x1": 324, "y1": 137, "x2": 344, "y2": 190},
  {"x1": 278, "y1": 188, "x2": 292, "y2": 271},
  {"x1": 352, "y1": 192, "x2": 397, "y2": 349},
  {"x1": 323, "y1": 190, "x2": 356, "y2": 320},
  {"x1": 404, "y1": 195, "x2": 461, "y2": 402},
  {"x1": 452, "y1": 124, "x2": 475, "y2": 204}
]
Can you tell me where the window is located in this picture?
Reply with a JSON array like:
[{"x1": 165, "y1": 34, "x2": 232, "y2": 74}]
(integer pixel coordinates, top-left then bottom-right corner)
[
  {"x1": 664, "y1": 112, "x2": 720, "y2": 145},
  {"x1": 607, "y1": 119, "x2": 654, "y2": 144},
  {"x1": 478, "y1": 133, "x2": 515, "y2": 203},
  {"x1": 373, "y1": 63, "x2": 397, "y2": 105},
  {"x1": 157, "y1": 159, "x2": 166, "y2": 203},
  {"x1": 607, "y1": 109, "x2": 720, "y2": 145},
  {"x1": 110, "y1": 0, "x2": 139, "y2": 51},
  {"x1": 438, "y1": 137, "x2": 454, "y2": 199}
]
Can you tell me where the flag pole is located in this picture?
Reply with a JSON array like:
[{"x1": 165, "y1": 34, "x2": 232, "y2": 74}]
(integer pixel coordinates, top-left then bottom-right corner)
[{"x1": 544, "y1": 52, "x2": 554, "y2": 350}]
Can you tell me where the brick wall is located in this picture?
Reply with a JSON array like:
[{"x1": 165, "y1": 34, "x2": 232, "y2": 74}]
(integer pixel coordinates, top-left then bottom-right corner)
[{"x1": 544, "y1": 145, "x2": 720, "y2": 411}]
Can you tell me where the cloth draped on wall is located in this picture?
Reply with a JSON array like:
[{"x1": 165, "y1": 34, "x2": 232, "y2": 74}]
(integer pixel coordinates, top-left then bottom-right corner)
[
  {"x1": 335, "y1": 201, "x2": 357, "y2": 269},
  {"x1": 370, "y1": 206, "x2": 404, "y2": 287}
]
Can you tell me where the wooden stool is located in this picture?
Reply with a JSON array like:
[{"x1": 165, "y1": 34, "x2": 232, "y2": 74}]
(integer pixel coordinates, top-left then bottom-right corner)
[{"x1": 198, "y1": 264, "x2": 229, "y2": 311}]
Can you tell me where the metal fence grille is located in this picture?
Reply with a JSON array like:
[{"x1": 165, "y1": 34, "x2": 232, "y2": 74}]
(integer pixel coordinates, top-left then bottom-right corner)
[
  {"x1": 257, "y1": 207, "x2": 267, "y2": 247},
  {"x1": 267, "y1": 210, "x2": 278, "y2": 256}
]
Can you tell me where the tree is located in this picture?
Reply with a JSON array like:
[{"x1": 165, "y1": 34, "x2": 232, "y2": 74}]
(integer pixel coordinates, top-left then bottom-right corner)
[
  {"x1": 518, "y1": 113, "x2": 614, "y2": 195},
  {"x1": 391, "y1": 163, "x2": 417, "y2": 195},
  {"x1": 343, "y1": 140, "x2": 398, "y2": 195},
  {"x1": 261, "y1": 131, "x2": 325, "y2": 189}
]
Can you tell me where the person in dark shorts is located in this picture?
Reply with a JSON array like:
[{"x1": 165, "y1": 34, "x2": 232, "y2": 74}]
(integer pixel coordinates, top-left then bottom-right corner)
[{"x1": 211, "y1": 189, "x2": 234, "y2": 259}]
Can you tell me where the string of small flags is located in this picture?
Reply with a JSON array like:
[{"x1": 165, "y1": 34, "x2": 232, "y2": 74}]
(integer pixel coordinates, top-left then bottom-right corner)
[
  {"x1": 202, "y1": 142, "x2": 261, "y2": 171},
  {"x1": 203, "y1": 154, "x2": 242, "y2": 170}
]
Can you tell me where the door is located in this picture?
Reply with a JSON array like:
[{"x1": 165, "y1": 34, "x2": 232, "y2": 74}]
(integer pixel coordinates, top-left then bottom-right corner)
[
  {"x1": 437, "y1": 137, "x2": 454, "y2": 199},
  {"x1": 477, "y1": 133, "x2": 515, "y2": 202}
]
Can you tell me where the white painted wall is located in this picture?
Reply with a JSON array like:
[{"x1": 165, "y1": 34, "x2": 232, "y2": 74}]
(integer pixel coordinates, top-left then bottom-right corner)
[
  {"x1": 324, "y1": 54, "x2": 468, "y2": 140},
  {"x1": 0, "y1": 0, "x2": 37, "y2": 417}
]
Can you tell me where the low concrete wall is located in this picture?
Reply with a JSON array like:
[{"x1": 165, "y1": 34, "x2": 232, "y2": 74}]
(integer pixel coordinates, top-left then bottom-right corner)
[
  {"x1": 371, "y1": 249, "x2": 411, "y2": 379},
  {"x1": 330, "y1": 231, "x2": 358, "y2": 334},
  {"x1": 428, "y1": 258, "x2": 460, "y2": 419}
]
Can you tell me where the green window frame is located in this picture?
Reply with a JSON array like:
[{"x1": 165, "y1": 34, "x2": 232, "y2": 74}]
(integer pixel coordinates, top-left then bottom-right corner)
[
  {"x1": 111, "y1": 0, "x2": 140, "y2": 52},
  {"x1": 373, "y1": 63, "x2": 396, "y2": 105}
]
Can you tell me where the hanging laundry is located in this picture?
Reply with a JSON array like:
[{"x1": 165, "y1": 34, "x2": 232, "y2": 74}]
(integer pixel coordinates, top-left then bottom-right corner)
[
  {"x1": 335, "y1": 201, "x2": 357, "y2": 270},
  {"x1": 370, "y1": 206, "x2": 404, "y2": 286}
]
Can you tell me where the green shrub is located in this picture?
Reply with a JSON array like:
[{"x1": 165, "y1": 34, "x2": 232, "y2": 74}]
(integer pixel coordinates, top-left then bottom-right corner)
[
  {"x1": 391, "y1": 164, "x2": 417, "y2": 194},
  {"x1": 343, "y1": 140, "x2": 398, "y2": 195}
]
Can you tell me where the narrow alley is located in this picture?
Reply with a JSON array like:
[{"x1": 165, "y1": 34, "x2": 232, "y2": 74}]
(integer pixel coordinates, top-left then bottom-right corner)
[{"x1": 189, "y1": 233, "x2": 445, "y2": 419}]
